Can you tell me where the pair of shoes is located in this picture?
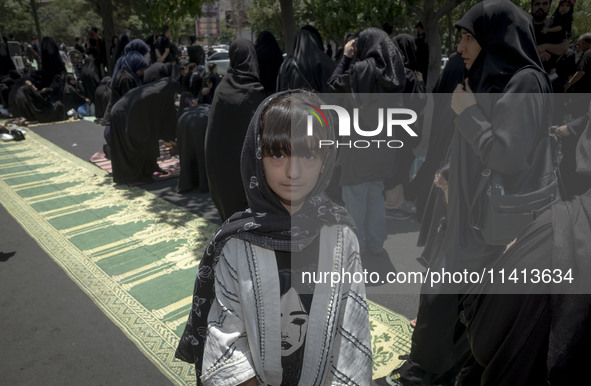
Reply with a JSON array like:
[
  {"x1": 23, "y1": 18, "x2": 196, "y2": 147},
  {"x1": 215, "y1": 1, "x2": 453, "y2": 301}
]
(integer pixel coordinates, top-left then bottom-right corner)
[
  {"x1": 386, "y1": 208, "x2": 412, "y2": 220},
  {"x1": 400, "y1": 200, "x2": 417, "y2": 214},
  {"x1": 373, "y1": 369, "x2": 405, "y2": 385}
]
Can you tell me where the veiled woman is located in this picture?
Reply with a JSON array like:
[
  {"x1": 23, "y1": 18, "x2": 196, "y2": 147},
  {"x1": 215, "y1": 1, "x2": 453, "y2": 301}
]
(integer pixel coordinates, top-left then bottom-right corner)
[
  {"x1": 109, "y1": 77, "x2": 179, "y2": 185},
  {"x1": 102, "y1": 39, "x2": 150, "y2": 147},
  {"x1": 40, "y1": 37, "x2": 66, "y2": 89},
  {"x1": 204, "y1": 39, "x2": 266, "y2": 221},
  {"x1": 388, "y1": 1, "x2": 556, "y2": 384},
  {"x1": 277, "y1": 28, "x2": 335, "y2": 93},
  {"x1": 255, "y1": 30, "x2": 283, "y2": 95},
  {"x1": 327, "y1": 27, "x2": 406, "y2": 256}
]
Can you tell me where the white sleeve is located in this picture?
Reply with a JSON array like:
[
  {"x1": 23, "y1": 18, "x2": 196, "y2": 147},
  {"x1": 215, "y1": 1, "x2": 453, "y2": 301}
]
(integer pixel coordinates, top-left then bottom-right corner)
[
  {"x1": 201, "y1": 242, "x2": 257, "y2": 386},
  {"x1": 327, "y1": 226, "x2": 373, "y2": 385}
]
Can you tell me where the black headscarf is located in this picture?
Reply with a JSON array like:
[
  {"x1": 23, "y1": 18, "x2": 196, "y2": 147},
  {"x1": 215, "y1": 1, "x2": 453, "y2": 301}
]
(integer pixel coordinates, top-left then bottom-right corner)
[
  {"x1": 277, "y1": 29, "x2": 335, "y2": 93},
  {"x1": 393, "y1": 33, "x2": 420, "y2": 72},
  {"x1": 301, "y1": 25, "x2": 324, "y2": 51},
  {"x1": 176, "y1": 90, "x2": 355, "y2": 378},
  {"x1": 226, "y1": 39, "x2": 258, "y2": 79},
  {"x1": 255, "y1": 30, "x2": 284, "y2": 94},
  {"x1": 111, "y1": 39, "x2": 150, "y2": 87},
  {"x1": 143, "y1": 62, "x2": 179, "y2": 84},
  {"x1": 349, "y1": 27, "x2": 406, "y2": 93},
  {"x1": 41, "y1": 37, "x2": 66, "y2": 89},
  {"x1": 112, "y1": 34, "x2": 130, "y2": 65},
  {"x1": 455, "y1": 0, "x2": 544, "y2": 93}
]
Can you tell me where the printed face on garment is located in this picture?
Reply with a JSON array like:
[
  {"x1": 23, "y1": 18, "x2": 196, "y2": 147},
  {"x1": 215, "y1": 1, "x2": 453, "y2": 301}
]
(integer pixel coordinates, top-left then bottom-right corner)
[
  {"x1": 280, "y1": 287, "x2": 309, "y2": 356},
  {"x1": 457, "y1": 29, "x2": 482, "y2": 70},
  {"x1": 263, "y1": 148, "x2": 323, "y2": 215},
  {"x1": 532, "y1": 0, "x2": 551, "y2": 21}
]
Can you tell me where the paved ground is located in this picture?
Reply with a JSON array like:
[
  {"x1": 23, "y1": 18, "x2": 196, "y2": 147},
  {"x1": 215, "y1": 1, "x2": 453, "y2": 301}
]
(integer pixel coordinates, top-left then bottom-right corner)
[{"x1": 1, "y1": 119, "x2": 425, "y2": 384}]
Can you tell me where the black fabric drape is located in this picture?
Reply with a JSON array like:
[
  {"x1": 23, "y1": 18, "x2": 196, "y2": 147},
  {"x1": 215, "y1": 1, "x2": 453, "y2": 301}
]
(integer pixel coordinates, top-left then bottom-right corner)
[
  {"x1": 387, "y1": 33, "x2": 427, "y2": 190},
  {"x1": 205, "y1": 38, "x2": 266, "y2": 221},
  {"x1": 63, "y1": 81, "x2": 87, "y2": 111},
  {"x1": 177, "y1": 104, "x2": 210, "y2": 193},
  {"x1": 255, "y1": 30, "x2": 284, "y2": 95},
  {"x1": 414, "y1": 53, "x2": 465, "y2": 265},
  {"x1": 9, "y1": 81, "x2": 65, "y2": 123},
  {"x1": 80, "y1": 59, "x2": 101, "y2": 103},
  {"x1": 94, "y1": 76, "x2": 111, "y2": 119},
  {"x1": 40, "y1": 37, "x2": 66, "y2": 89},
  {"x1": 328, "y1": 27, "x2": 406, "y2": 186},
  {"x1": 0, "y1": 40, "x2": 16, "y2": 76},
  {"x1": 277, "y1": 29, "x2": 335, "y2": 93}
]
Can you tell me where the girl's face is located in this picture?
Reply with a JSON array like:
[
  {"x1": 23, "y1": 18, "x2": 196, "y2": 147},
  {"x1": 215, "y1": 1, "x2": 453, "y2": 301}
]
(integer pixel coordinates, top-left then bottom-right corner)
[
  {"x1": 559, "y1": 2, "x2": 571, "y2": 15},
  {"x1": 263, "y1": 150, "x2": 323, "y2": 214},
  {"x1": 457, "y1": 29, "x2": 482, "y2": 70}
]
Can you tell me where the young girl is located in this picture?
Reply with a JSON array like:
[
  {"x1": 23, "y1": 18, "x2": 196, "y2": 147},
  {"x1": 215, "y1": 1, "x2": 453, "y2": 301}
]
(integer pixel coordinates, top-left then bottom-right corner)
[
  {"x1": 542, "y1": 0, "x2": 574, "y2": 42},
  {"x1": 176, "y1": 90, "x2": 372, "y2": 385}
]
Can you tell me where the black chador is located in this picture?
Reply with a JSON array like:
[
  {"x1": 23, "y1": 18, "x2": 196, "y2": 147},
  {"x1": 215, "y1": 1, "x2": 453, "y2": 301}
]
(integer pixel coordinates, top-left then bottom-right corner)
[{"x1": 204, "y1": 39, "x2": 265, "y2": 221}]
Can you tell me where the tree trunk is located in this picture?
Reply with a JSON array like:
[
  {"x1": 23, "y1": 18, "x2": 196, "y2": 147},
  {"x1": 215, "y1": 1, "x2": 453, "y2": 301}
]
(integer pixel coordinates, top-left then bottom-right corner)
[
  {"x1": 279, "y1": 0, "x2": 296, "y2": 55},
  {"x1": 30, "y1": 0, "x2": 42, "y2": 43},
  {"x1": 423, "y1": 0, "x2": 442, "y2": 91},
  {"x1": 97, "y1": 0, "x2": 115, "y2": 74}
]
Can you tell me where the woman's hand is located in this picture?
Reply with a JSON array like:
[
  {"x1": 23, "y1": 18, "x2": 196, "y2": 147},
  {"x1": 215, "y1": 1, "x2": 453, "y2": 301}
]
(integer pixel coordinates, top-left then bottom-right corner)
[
  {"x1": 434, "y1": 172, "x2": 449, "y2": 204},
  {"x1": 555, "y1": 125, "x2": 570, "y2": 137},
  {"x1": 451, "y1": 78, "x2": 476, "y2": 115},
  {"x1": 344, "y1": 39, "x2": 356, "y2": 59}
]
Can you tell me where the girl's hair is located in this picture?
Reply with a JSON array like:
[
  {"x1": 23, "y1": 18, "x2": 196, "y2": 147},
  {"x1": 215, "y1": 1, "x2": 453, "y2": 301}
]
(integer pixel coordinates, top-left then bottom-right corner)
[
  {"x1": 554, "y1": 0, "x2": 574, "y2": 16},
  {"x1": 260, "y1": 91, "x2": 334, "y2": 160}
]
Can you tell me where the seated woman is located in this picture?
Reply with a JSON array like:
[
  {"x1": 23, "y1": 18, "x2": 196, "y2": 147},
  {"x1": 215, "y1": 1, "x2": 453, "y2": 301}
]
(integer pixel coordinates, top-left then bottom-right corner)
[
  {"x1": 63, "y1": 74, "x2": 90, "y2": 115},
  {"x1": 9, "y1": 79, "x2": 65, "y2": 123}
]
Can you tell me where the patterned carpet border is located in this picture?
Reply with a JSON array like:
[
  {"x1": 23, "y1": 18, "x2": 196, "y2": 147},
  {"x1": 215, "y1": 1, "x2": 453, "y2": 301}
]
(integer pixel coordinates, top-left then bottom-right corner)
[
  {"x1": 0, "y1": 130, "x2": 200, "y2": 384},
  {"x1": 89, "y1": 142, "x2": 181, "y2": 182}
]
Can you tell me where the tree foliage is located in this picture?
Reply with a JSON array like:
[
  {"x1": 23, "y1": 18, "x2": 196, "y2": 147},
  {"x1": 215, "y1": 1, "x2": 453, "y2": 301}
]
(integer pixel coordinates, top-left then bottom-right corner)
[
  {"x1": 0, "y1": 0, "x2": 35, "y2": 41},
  {"x1": 248, "y1": 0, "x2": 306, "y2": 51}
]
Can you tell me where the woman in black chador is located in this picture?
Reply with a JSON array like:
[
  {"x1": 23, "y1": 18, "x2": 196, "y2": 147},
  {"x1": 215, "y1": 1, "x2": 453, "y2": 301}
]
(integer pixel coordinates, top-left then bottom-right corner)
[
  {"x1": 40, "y1": 37, "x2": 66, "y2": 89},
  {"x1": 204, "y1": 38, "x2": 265, "y2": 221},
  {"x1": 327, "y1": 27, "x2": 406, "y2": 256},
  {"x1": 109, "y1": 77, "x2": 179, "y2": 185},
  {"x1": 255, "y1": 30, "x2": 283, "y2": 95},
  {"x1": 383, "y1": 1, "x2": 555, "y2": 385},
  {"x1": 9, "y1": 79, "x2": 65, "y2": 123},
  {"x1": 277, "y1": 27, "x2": 335, "y2": 93}
]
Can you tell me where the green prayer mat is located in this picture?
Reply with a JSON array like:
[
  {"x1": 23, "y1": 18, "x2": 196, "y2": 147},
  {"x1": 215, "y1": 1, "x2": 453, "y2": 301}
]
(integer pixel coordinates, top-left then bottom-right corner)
[{"x1": 0, "y1": 129, "x2": 411, "y2": 384}]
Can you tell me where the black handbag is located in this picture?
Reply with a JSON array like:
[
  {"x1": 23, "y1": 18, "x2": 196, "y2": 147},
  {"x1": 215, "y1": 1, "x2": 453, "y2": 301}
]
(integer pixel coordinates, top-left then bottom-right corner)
[{"x1": 470, "y1": 136, "x2": 561, "y2": 246}]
